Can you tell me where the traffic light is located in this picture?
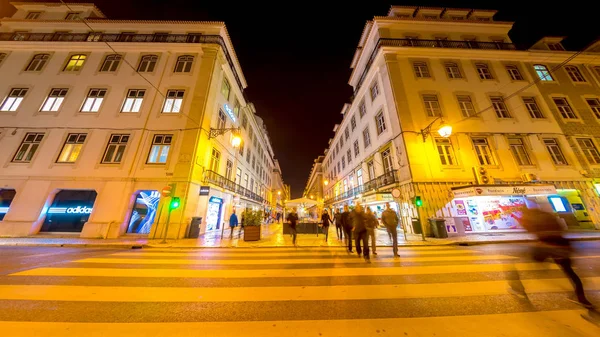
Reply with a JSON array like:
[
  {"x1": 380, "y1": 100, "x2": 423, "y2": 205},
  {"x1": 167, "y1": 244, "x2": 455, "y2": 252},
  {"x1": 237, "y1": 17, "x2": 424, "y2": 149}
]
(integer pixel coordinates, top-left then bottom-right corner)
[
  {"x1": 170, "y1": 197, "x2": 181, "y2": 210},
  {"x1": 415, "y1": 196, "x2": 423, "y2": 207}
]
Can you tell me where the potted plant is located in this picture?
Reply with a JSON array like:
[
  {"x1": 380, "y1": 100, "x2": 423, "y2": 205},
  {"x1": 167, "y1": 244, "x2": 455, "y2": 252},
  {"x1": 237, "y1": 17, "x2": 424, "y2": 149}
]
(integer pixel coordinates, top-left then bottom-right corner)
[{"x1": 243, "y1": 209, "x2": 263, "y2": 241}]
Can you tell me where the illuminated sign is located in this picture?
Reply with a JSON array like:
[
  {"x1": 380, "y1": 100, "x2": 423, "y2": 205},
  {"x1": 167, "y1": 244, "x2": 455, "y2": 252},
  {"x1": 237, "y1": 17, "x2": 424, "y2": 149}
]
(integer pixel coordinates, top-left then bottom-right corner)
[
  {"x1": 47, "y1": 206, "x2": 93, "y2": 215},
  {"x1": 0, "y1": 207, "x2": 9, "y2": 214},
  {"x1": 200, "y1": 186, "x2": 210, "y2": 196},
  {"x1": 209, "y1": 196, "x2": 223, "y2": 203},
  {"x1": 223, "y1": 104, "x2": 236, "y2": 122}
]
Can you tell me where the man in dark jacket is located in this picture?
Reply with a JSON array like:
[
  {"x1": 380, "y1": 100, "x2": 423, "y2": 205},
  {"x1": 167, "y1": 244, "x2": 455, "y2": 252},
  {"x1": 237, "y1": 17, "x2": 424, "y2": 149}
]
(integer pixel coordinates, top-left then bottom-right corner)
[
  {"x1": 286, "y1": 207, "x2": 299, "y2": 246},
  {"x1": 352, "y1": 203, "x2": 370, "y2": 262},
  {"x1": 381, "y1": 203, "x2": 400, "y2": 257},
  {"x1": 341, "y1": 205, "x2": 353, "y2": 252},
  {"x1": 334, "y1": 209, "x2": 343, "y2": 240}
]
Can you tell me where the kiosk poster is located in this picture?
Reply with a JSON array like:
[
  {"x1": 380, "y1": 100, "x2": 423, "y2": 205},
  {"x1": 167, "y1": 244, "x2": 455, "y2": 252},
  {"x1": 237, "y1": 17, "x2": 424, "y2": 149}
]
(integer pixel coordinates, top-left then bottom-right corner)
[
  {"x1": 454, "y1": 200, "x2": 467, "y2": 216},
  {"x1": 480, "y1": 196, "x2": 525, "y2": 230}
]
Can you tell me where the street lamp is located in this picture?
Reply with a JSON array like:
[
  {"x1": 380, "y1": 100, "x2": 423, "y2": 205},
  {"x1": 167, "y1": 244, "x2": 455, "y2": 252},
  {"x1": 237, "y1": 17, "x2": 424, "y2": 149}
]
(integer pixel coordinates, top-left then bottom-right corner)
[
  {"x1": 278, "y1": 191, "x2": 281, "y2": 196},
  {"x1": 420, "y1": 117, "x2": 453, "y2": 142},
  {"x1": 323, "y1": 180, "x2": 329, "y2": 186},
  {"x1": 231, "y1": 134, "x2": 242, "y2": 148}
]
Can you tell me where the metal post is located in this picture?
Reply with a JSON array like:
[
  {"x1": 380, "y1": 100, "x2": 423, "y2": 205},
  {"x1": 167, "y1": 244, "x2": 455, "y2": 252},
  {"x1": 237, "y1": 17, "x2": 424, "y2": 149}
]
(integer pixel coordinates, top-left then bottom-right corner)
[
  {"x1": 161, "y1": 196, "x2": 173, "y2": 244},
  {"x1": 151, "y1": 201, "x2": 166, "y2": 240},
  {"x1": 417, "y1": 207, "x2": 426, "y2": 242}
]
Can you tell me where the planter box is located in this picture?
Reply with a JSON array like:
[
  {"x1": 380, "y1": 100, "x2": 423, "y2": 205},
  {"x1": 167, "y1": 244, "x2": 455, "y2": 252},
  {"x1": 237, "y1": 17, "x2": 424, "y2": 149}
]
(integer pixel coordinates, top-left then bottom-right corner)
[{"x1": 244, "y1": 225, "x2": 261, "y2": 241}]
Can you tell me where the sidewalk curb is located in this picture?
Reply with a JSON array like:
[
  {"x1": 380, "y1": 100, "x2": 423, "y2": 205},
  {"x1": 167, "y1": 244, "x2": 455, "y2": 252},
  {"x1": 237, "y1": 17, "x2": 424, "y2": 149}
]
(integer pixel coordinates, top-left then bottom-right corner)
[{"x1": 1, "y1": 236, "x2": 599, "y2": 249}]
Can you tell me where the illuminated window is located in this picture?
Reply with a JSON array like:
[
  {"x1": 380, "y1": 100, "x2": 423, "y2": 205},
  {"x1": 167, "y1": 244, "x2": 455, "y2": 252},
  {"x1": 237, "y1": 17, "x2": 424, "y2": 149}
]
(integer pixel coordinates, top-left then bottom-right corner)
[
  {"x1": 57, "y1": 133, "x2": 86, "y2": 163},
  {"x1": 221, "y1": 78, "x2": 231, "y2": 100},
  {"x1": 543, "y1": 138, "x2": 568, "y2": 165},
  {"x1": 25, "y1": 54, "x2": 49, "y2": 72},
  {"x1": 63, "y1": 54, "x2": 86, "y2": 72},
  {"x1": 80, "y1": 88, "x2": 106, "y2": 112},
  {"x1": 490, "y1": 96, "x2": 511, "y2": 118},
  {"x1": 505, "y1": 65, "x2": 523, "y2": 81},
  {"x1": 413, "y1": 61, "x2": 430, "y2": 78},
  {"x1": 552, "y1": 97, "x2": 577, "y2": 119},
  {"x1": 210, "y1": 148, "x2": 221, "y2": 172},
  {"x1": 102, "y1": 134, "x2": 129, "y2": 164},
  {"x1": 565, "y1": 66, "x2": 586, "y2": 82},
  {"x1": 422, "y1": 94, "x2": 441, "y2": 117},
  {"x1": 121, "y1": 89, "x2": 145, "y2": 113},
  {"x1": 217, "y1": 109, "x2": 226, "y2": 129},
  {"x1": 147, "y1": 134, "x2": 172, "y2": 164},
  {"x1": 162, "y1": 89, "x2": 184, "y2": 113},
  {"x1": 444, "y1": 62, "x2": 462, "y2": 79},
  {"x1": 137, "y1": 55, "x2": 158, "y2": 72},
  {"x1": 12, "y1": 133, "x2": 44, "y2": 163},
  {"x1": 577, "y1": 138, "x2": 600, "y2": 165},
  {"x1": 174, "y1": 55, "x2": 194, "y2": 73},
  {"x1": 435, "y1": 138, "x2": 456, "y2": 165},
  {"x1": 475, "y1": 63, "x2": 493, "y2": 80},
  {"x1": 534, "y1": 64, "x2": 554, "y2": 81},
  {"x1": 40, "y1": 88, "x2": 68, "y2": 112},
  {"x1": 0, "y1": 88, "x2": 28, "y2": 111},
  {"x1": 522, "y1": 97, "x2": 544, "y2": 119}
]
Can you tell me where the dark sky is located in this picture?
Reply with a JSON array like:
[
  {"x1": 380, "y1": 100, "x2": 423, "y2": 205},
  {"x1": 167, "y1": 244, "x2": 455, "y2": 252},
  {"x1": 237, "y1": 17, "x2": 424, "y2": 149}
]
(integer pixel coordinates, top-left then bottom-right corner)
[{"x1": 2, "y1": 1, "x2": 598, "y2": 198}]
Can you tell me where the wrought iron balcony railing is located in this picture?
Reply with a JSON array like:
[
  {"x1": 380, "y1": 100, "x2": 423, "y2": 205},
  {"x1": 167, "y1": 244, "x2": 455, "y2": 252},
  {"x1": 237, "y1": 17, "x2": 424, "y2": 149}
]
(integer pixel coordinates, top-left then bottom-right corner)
[
  {"x1": 0, "y1": 32, "x2": 243, "y2": 90},
  {"x1": 355, "y1": 37, "x2": 517, "y2": 92},
  {"x1": 324, "y1": 170, "x2": 399, "y2": 205},
  {"x1": 204, "y1": 170, "x2": 265, "y2": 204}
]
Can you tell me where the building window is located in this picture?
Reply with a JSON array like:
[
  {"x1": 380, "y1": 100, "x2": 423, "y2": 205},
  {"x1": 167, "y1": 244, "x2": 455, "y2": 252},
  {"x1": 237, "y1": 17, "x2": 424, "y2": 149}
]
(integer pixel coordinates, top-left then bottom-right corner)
[
  {"x1": 435, "y1": 138, "x2": 456, "y2": 166},
  {"x1": 100, "y1": 54, "x2": 122, "y2": 72},
  {"x1": 221, "y1": 78, "x2": 231, "y2": 100},
  {"x1": 241, "y1": 113, "x2": 248, "y2": 129},
  {"x1": 57, "y1": 133, "x2": 86, "y2": 163},
  {"x1": 353, "y1": 140, "x2": 360, "y2": 156},
  {"x1": 457, "y1": 95, "x2": 475, "y2": 117},
  {"x1": 594, "y1": 67, "x2": 600, "y2": 81},
  {"x1": 543, "y1": 138, "x2": 568, "y2": 166},
  {"x1": 65, "y1": 12, "x2": 81, "y2": 20},
  {"x1": 342, "y1": 157, "x2": 346, "y2": 169},
  {"x1": 236, "y1": 168, "x2": 242, "y2": 184},
  {"x1": 26, "y1": 12, "x2": 42, "y2": 19},
  {"x1": 444, "y1": 62, "x2": 462, "y2": 79},
  {"x1": 413, "y1": 61, "x2": 431, "y2": 78},
  {"x1": 534, "y1": 64, "x2": 554, "y2": 81},
  {"x1": 0, "y1": 53, "x2": 6, "y2": 66},
  {"x1": 233, "y1": 98, "x2": 241, "y2": 117},
  {"x1": 345, "y1": 127, "x2": 350, "y2": 140},
  {"x1": 359, "y1": 100, "x2": 366, "y2": 118},
  {"x1": 225, "y1": 160, "x2": 233, "y2": 180},
  {"x1": 208, "y1": 148, "x2": 221, "y2": 172},
  {"x1": 340, "y1": 136, "x2": 344, "y2": 148},
  {"x1": 137, "y1": 55, "x2": 158, "y2": 73},
  {"x1": 577, "y1": 138, "x2": 600, "y2": 165},
  {"x1": 423, "y1": 94, "x2": 442, "y2": 117},
  {"x1": 102, "y1": 134, "x2": 129, "y2": 164},
  {"x1": 514, "y1": 97, "x2": 540, "y2": 119},
  {"x1": 475, "y1": 63, "x2": 493, "y2": 80},
  {"x1": 162, "y1": 89, "x2": 184, "y2": 113},
  {"x1": 565, "y1": 66, "x2": 586, "y2": 82},
  {"x1": 217, "y1": 109, "x2": 226, "y2": 129},
  {"x1": 381, "y1": 148, "x2": 393, "y2": 172},
  {"x1": 508, "y1": 137, "x2": 532, "y2": 166},
  {"x1": 147, "y1": 134, "x2": 172, "y2": 164},
  {"x1": 586, "y1": 98, "x2": 600, "y2": 119},
  {"x1": 552, "y1": 97, "x2": 577, "y2": 119},
  {"x1": 0, "y1": 88, "x2": 28, "y2": 112},
  {"x1": 490, "y1": 96, "x2": 511, "y2": 118},
  {"x1": 347, "y1": 149, "x2": 352, "y2": 163},
  {"x1": 40, "y1": 88, "x2": 68, "y2": 112},
  {"x1": 121, "y1": 89, "x2": 145, "y2": 113},
  {"x1": 367, "y1": 160, "x2": 375, "y2": 180},
  {"x1": 357, "y1": 169, "x2": 363, "y2": 185},
  {"x1": 12, "y1": 132, "x2": 44, "y2": 163},
  {"x1": 505, "y1": 65, "x2": 523, "y2": 81},
  {"x1": 363, "y1": 127, "x2": 371, "y2": 148},
  {"x1": 351, "y1": 115, "x2": 357, "y2": 131},
  {"x1": 81, "y1": 88, "x2": 106, "y2": 112},
  {"x1": 547, "y1": 43, "x2": 564, "y2": 51},
  {"x1": 238, "y1": 141, "x2": 244, "y2": 156},
  {"x1": 375, "y1": 111, "x2": 387, "y2": 135},
  {"x1": 63, "y1": 54, "x2": 86, "y2": 72},
  {"x1": 174, "y1": 55, "x2": 194, "y2": 73},
  {"x1": 25, "y1": 54, "x2": 49, "y2": 72},
  {"x1": 472, "y1": 137, "x2": 495, "y2": 165},
  {"x1": 370, "y1": 82, "x2": 379, "y2": 101}
]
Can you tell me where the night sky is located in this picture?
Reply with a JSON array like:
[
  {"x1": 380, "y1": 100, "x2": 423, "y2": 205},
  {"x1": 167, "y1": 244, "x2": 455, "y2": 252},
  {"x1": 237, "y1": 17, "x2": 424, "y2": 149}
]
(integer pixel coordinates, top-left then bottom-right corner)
[{"x1": 1, "y1": 1, "x2": 598, "y2": 198}]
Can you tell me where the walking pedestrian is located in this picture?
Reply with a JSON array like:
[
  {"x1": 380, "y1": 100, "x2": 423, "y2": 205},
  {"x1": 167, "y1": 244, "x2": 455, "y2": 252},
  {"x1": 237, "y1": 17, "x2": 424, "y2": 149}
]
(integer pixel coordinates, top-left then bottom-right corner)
[
  {"x1": 365, "y1": 206, "x2": 378, "y2": 256},
  {"x1": 381, "y1": 203, "x2": 400, "y2": 257},
  {"x1": 287, "y1": 207, "x2": 299, "y2": 246},
  {"x1": 341, "y1": 205, "x2": 353, "y2": 252},
  {"x1": 334, "y1": 209, "x2": 343, "y2": 240},
  {"x1": 352, "y1": 203, "x2": 370, "y2": 263},
  {"x1": 229, "y1": 210, "x2": 239, "y2": 239},
  {"x1": 276, "y1": 212, "x2": 281, "y2": 223},
  {"x1": 321, "y1": 209, "x2": 332, "y2": 242},
  {"x1": 508, "y1": 207, "x2": 595, "y2": 309}
]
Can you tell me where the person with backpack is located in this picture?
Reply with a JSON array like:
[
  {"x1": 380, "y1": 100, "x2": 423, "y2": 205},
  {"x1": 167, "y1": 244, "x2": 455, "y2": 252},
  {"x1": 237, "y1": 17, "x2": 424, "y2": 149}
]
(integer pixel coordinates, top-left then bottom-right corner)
[
  {"x1": 229, "y1": 210, "x2": 239, "y2": 239},
  {"x1": 286, "y1": 207, "x2": 299, "y2": 246},
  {"x1": 381, "y1": 203, "x2": 400, "y2": 258},
  {"x1": 321, "y1": 209, "x2": 332, "y2": 242}
]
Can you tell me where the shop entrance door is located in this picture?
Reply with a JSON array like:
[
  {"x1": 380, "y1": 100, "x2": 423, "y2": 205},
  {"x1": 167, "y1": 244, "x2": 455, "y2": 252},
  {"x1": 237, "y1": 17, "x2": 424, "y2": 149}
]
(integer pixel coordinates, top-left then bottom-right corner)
[
  {"x1": 41, "y1": 190, "x2": 97, "y2": 232},
  {"x1": 127, "y1": 190, "x2": 160, "y2": 234},
  {"x1": 206, "y1": 196, "x2": 223, "y2": 231}
]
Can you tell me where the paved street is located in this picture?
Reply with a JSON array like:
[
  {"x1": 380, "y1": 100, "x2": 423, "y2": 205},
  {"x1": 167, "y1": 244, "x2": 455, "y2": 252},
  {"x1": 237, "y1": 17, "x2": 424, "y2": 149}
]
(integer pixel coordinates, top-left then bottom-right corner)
[{"x1": 0, "y1": 243, "x2": 599, "y2": 336}]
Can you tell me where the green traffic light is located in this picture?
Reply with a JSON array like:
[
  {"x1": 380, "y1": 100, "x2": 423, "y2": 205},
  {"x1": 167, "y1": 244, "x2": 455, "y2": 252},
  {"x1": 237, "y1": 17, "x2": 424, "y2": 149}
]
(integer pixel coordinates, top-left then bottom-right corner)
[
  {"x1": 170, "y1": 197, "x2": 181, "y2": 210},
  {"x1": 415, "y1": 196, "x2": 423, "y2": 207}
]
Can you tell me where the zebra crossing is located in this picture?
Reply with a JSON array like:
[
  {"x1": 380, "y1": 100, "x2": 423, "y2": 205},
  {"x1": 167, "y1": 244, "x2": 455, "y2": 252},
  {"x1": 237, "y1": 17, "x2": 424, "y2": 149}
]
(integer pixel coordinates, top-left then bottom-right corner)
[{"x1": 0, "y1": 245, "x2": 598, "y2": 336}]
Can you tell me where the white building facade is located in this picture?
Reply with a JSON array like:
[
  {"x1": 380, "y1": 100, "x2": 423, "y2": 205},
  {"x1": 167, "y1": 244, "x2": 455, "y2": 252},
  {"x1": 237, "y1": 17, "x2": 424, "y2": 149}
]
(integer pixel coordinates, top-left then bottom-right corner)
[{"x1": 0, "y1": 2, "x2": 284, "y2": 238}]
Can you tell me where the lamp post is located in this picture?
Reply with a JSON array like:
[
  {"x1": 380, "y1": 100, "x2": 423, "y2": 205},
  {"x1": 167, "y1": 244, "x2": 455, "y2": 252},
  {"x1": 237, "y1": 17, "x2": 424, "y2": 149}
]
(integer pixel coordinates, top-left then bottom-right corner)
[{"x1": 420, "y1": 117, "x2": 453, "y2": 142}]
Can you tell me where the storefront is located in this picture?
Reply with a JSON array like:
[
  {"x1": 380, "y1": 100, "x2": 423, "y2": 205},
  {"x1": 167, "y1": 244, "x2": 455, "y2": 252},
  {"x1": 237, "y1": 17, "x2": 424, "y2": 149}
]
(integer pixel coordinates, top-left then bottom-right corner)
[
  {"x1": 40, "y1": 190, "x2": 97, "y2": 233},
  {"x1": 127, "y1": 190, "x2": 161, "y2": 234},
  {"x1": 0, "y1": 189, "x2": 16, "y2": 221},
  {"x1": 449, "y1": 184, "x2": 583, "y2": 232},
  {"x1": 361, "y1": 192, "x2": 398, "y2": 218},
  {"x1": 206, "y1": 196, "x2": 224, "y2": 231}
]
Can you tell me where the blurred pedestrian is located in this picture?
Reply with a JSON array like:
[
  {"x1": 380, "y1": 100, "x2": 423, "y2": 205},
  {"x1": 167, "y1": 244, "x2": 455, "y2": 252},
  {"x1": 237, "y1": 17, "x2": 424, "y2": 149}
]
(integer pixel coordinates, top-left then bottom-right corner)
[
  {"x1": 287, "y1": 207, "x2": 299, "y2": 246},
  {"x1": 229, "y1": 210, "x2": 239, "y2": 239},
  {"x1": 352, "y1": 203, "x2": 370, "y2": 263},
  {"x1": 341, "y1": 205, "x2": 353, "y2": 253},
  {"x1": 381, "y1": 203, "x2": 400, "y2": 258},
  {"x1": 509, "y1": 207, "x2": 594, "y2": 309},
  {"x1": 334, "y1": 209, "x2": 343, "y2": 240},
  {"x1": 321, "y1": 209, "x2": 332, "y2": 242},
  {"x1": 365, "y1": 207, "x2": 378, "y2": 256},
  {"x1": 276, "y1": 212, "x2": 281, "y2": 223}
]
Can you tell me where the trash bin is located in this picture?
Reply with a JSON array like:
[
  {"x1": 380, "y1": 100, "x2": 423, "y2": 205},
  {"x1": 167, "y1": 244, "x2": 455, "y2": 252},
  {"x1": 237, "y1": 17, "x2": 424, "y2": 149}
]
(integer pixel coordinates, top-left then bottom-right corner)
[
  {"x1": 411, "y1": 218, "x2": 422, "y2": 234},
  {"x1": 429, "y1": 218, "x2": 448, "y2": 238},
  {"x1": 187, "y1": 217, "x2": 202, "y2": 238}
]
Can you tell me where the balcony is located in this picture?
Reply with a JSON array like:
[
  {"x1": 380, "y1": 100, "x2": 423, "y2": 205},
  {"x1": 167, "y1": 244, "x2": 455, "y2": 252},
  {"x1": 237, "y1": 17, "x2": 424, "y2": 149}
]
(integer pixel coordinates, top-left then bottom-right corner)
[
  {"x1": 356, "y1": 37, "x2": 517, "y2": 92},
  {"x1": 204, "y1": 170, "x2": 265, "y2": 204},
  {"x1": 324, "y1": 170, "x2": 399, "y2": 205},
  {"x1": 0, "y1": 32, "x2": 243, "y2": 90}
]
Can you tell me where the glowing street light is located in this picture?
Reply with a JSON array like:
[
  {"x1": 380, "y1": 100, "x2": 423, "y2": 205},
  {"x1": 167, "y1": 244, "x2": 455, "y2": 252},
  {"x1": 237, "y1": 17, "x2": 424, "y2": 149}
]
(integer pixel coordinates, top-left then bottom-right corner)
[
  {"x1": 323, "y1": 180, "x2": 329, "y2": 186},
  {"x1": 437, "y1": 124, "x2": 453, "y2": 138},
  {"x1": 231, "y1": 134, "x2": 242, "y2": 148}
]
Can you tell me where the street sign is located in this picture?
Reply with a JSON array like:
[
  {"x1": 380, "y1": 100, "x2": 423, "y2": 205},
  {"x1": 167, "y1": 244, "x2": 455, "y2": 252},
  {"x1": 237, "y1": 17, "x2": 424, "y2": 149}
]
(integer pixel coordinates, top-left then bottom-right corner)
[
  {"x1": 391, "y1": 188, "x2": 401, "y2": 198},
  {"x1": 161, "y1": 186, "x2": 172, "y2": 197}
]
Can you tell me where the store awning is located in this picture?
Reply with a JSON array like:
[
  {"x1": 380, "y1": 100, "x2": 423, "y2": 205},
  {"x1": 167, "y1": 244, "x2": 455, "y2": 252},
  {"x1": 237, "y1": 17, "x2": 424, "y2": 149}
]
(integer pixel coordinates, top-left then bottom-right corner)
[
  {"x1": 285, "y1": 197, "x2": 318, "y2": 207},
  {"x1": 361, "y1": 193, "x2": 394, "y2": 205},
  {"x1": 451, "y1": 184, "x2": 557, "y2": 198}
]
